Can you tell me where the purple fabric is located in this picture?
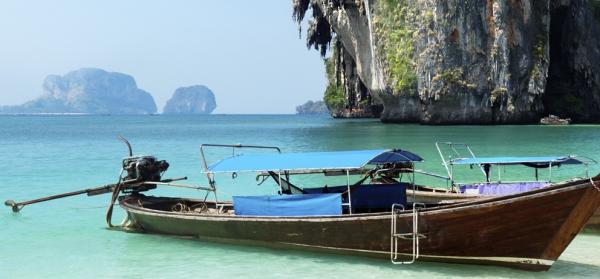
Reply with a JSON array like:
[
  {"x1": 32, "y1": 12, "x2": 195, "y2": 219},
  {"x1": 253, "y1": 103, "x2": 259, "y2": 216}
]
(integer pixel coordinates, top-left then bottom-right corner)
[{"x1": 459, "y1": 182, "x2": 550, "y2": 196}]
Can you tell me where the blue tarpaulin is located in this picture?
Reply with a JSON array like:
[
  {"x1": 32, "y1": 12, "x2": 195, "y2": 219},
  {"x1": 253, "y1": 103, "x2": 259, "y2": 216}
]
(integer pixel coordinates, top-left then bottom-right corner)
[
  {"x1": 303, "y1": 183, "x2": 408, "y2": 209},
  {"x1": 233, "y1": 194, "x2": 342, "y2": 216},
  {"x1": 208, "y1": 149, "x2": 423, "y2": 173},
  {"x1": 450, "y1": 156, "x2": 582, "y2": 166},
  {"x1": 349, "y1": 184, "x2": 407, "y2": 209}
]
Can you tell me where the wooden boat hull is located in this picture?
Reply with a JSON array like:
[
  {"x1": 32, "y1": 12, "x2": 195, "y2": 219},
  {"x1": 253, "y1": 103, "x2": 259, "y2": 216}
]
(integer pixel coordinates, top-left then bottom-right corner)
[
  {"x1": 407, "y1": 185, "x2": 600, "y2": 228},
  {"x1": 120, "y1": 178, "x2": 600, "y2": 271}
]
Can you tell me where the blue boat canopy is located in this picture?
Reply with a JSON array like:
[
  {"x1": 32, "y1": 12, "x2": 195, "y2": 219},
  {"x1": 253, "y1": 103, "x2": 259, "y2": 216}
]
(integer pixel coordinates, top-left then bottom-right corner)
[
  {"x1": 450, "y1": 156, "x2": 583, "y2": 167},
  {"x1": 207, "y1": 149, "x2": 423, "y2": 173}
]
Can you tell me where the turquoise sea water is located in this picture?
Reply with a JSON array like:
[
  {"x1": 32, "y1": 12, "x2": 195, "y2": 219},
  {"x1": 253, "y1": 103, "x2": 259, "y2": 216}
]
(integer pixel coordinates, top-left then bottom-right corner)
[{"x1": 1, "y1": 115, "x2": 600, "y2": 278}]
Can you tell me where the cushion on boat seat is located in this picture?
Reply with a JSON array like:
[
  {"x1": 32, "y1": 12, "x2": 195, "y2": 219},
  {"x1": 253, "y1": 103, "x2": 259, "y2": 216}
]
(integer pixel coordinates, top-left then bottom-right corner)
[
  {"x1": 303, "y1": 183, "x2": 408, "y2": 209},
  {"x1": 349, "y1": 183, "x2": 407, "y2": 209},
  {"x1": 459, "y1": 182, "x2": 550, "y2": 196}
]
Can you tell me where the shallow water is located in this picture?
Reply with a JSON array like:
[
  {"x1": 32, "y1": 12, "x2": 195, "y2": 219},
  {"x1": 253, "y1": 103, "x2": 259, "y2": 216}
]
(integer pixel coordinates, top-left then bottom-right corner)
[{"x1": 1, "y1": 115, "x2": 599, "y2": 278}]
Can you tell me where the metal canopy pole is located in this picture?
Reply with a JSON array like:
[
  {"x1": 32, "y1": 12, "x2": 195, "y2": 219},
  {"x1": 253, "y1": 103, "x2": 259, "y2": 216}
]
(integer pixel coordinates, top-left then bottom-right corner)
[
  {"x1": 585, "y1": 163, "x2": 590, "y2": 178},
  {"x1": 346, "y1": 169, "x2": 352, "y2": 215},
  {"x1": 464, "y1": 144, "x2": 488, "y2": 178},
  {"x1": 435, "y1": 142, "x2": 453, "y2": 182},
  {"x1": 498, "y1": 165, "x2": 502, "y2": 182},
  {"x1": 278, "y1": 170, "x2": 283, "y2": 194},
  {"x1": 450, "y1": 164, "x2": 455, "y2": 192},
  {"x1": 412, "y1": 162, "x2": 416, "y2": 203}
]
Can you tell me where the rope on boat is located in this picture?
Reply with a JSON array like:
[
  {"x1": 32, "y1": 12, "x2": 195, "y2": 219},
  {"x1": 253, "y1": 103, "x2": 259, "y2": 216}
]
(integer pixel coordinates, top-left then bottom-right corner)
[{"x1": 171, "y1": 202, "x2": 188, "y2": 212}]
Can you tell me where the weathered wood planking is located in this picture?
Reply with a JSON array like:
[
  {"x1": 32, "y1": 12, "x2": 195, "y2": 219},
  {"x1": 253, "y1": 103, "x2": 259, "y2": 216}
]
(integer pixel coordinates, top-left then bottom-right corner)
[{"x1": 120, "y1": 177, "x2": 600, "y2": 271}]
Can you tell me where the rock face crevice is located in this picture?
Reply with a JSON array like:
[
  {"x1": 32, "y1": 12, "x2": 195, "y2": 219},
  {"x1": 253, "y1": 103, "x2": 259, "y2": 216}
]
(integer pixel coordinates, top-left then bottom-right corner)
[{"x1": 294, "y1": 0, "x2": 600, "y2": 124}]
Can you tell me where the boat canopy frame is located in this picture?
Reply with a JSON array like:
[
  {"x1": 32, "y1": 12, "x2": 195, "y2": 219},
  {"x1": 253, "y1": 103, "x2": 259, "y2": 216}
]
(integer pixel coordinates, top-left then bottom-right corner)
[
  {"x1": 199, "y1": 144, "x2": 426, "y2": 214},
  {"x1": 435, "y1": 142, "x2": 597, "y2": 189}
]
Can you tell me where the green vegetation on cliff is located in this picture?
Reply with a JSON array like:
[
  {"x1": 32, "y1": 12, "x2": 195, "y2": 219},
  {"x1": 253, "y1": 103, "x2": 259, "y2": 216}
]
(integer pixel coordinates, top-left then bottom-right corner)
[
  {"x1": 323, "y1": 56, "x2": 345, "y2": 111},
  {"x1": 373, "y1": 0, "x2": 418, "y2": 95},
  {"x1": 432, "y1": 68, "x2": 477, "y2": 90}
]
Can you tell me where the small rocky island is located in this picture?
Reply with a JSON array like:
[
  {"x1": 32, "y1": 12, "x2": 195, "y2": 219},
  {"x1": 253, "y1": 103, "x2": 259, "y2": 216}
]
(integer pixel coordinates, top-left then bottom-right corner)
[
  {"x1": 163, "y1": 85, "x2": 216, "y2": 114},
  {"x1": 0, "y1": 68, "x2": 157, "y2": 114},
  {"x1": 296, "y1": 100, "x2": 329, "y2": 115}
]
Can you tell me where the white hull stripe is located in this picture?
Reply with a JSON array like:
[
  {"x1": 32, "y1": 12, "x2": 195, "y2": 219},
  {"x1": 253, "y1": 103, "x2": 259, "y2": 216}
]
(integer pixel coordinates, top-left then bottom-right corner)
[{"x1": 280, "y1": 242, "x2": 555, "y2": 267}]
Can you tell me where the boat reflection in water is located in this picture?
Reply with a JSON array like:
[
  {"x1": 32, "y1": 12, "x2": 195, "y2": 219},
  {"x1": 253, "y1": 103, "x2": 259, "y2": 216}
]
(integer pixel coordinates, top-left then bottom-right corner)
[{"x1": 119, "y1": 144, "x2": 600, "y2": 271}]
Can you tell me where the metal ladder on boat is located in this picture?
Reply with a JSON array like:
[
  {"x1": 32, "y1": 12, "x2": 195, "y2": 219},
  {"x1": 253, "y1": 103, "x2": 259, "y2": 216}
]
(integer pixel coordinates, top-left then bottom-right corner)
[{"x1": 390, "y1": 203, "x2": 425, "y2": 264}]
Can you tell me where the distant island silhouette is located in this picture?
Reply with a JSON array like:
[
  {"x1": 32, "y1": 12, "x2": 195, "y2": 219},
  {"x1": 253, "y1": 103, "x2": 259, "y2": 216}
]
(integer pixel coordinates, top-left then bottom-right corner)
[
  {"x1": 296, "y1": 100, "x2": 328, "y2": 115},
  {"x1": 0, "y1": 68, "x2": 217, "y2": 115},
  {"x1": 163, "y1": 85, "x2": 216, "y2": 114}
]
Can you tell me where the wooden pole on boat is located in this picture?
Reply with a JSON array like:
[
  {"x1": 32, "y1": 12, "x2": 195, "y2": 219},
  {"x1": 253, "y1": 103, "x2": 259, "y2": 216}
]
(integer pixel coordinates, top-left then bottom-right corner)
[
  {"x1": 4, "y1": 184, "x2": 117, "y2": 213},
  {"x1": 4, "y1": 177, "x2": 188, "y2": 213}
]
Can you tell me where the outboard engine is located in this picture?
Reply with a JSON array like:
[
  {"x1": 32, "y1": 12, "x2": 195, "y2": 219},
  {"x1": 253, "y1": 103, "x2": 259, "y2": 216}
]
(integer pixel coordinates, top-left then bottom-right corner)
[{"x1": 122, "y1": 156, "x2": 170, "y2": 192}]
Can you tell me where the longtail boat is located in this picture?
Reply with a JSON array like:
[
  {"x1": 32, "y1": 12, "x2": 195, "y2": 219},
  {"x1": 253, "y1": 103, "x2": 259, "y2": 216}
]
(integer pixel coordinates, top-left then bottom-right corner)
[
  {"x1": 404, "y1": 142, "x2": 600, "y2": 229},
  {"x1": 6, "y1": 141, "x2": 600, "y2": 271},
  {"x1": 120, "y1": 144, "x2": 600, "y2": 271}
]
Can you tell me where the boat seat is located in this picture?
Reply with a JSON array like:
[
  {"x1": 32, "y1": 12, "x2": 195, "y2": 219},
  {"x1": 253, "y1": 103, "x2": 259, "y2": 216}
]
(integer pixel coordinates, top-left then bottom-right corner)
[{"x1": 303, "y1": 183, "x2": 408, "y2": 210}]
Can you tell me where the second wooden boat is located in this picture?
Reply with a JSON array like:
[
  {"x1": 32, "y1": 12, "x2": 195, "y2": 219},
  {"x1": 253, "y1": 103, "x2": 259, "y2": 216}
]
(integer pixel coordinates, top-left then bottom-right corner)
[{"x1": 404, "y1": 142, "x2": 600, "y2": 229}]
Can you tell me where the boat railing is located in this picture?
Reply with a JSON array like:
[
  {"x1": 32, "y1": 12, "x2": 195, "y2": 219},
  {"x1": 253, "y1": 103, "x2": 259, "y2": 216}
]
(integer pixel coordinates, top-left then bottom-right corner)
[
  {"x1": 435, "y1": 142, "x2": 486, "y2": 188},
  {"x1": 200, "y1": 144, "x2": 281, "y2": 174},
  {"x1": 199, "y1": 144, "x2": 282, "y2": 210}
]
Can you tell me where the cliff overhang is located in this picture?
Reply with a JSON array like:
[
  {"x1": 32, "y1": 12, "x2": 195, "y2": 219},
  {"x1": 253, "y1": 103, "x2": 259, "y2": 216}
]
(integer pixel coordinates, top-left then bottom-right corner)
[{"x1": 294, "y1": 0, "x2": 600, "y2": 124}]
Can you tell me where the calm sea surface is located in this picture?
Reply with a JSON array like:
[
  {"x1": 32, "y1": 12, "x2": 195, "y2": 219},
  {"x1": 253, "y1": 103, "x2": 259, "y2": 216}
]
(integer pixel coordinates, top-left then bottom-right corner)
[{"x1": 1, "y1": 115, "x2": 600, "y2": 278}]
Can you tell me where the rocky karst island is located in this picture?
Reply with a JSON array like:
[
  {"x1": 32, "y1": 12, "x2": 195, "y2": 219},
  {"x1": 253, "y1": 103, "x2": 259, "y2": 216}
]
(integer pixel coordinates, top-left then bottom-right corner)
[
  {"x1": 294, "y1": 0, "x2": 600, "y2": 124},
  {"x1": 296, "y1": 100, "x2": 329, "y2": 115},
  {"x1": 163, "y1": 85, "x2": 217, "y2": 114},
  {"x1": 0, "y1": 68, "x2": 157, "y2": 114},
  {"x1": 0, "y1": 68, "x2": 219, "y2": 116}
]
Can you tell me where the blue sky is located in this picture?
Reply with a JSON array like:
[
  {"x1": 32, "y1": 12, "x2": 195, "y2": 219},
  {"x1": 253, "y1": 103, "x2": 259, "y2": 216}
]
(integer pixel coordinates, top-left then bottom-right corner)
[{"x1": 0, "y1": 1, "x2": 326, "y2": 113}]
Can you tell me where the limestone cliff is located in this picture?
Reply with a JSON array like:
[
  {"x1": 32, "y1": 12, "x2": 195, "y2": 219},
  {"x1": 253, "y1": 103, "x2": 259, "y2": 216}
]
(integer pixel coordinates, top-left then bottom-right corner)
[{"x1": 293, "y1": 0, "x2": 600, "y2": 124}]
